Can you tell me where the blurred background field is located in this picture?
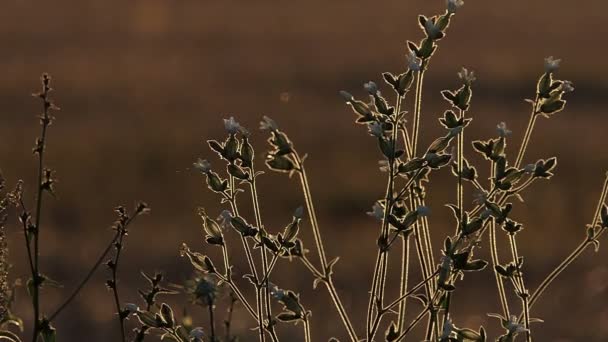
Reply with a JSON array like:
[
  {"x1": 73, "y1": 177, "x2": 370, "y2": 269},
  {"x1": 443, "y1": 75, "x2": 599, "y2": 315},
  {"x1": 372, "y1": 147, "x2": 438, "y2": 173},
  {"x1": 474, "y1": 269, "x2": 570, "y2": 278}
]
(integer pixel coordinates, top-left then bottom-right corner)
[{"x1": 1, "y1": 0, "x2": 608, "y2": 340}]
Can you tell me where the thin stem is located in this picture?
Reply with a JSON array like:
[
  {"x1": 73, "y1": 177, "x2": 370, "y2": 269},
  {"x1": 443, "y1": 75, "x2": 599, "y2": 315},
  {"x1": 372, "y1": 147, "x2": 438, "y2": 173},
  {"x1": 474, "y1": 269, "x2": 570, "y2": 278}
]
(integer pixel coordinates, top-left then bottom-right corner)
[
  {"x1": 508, "y1": 234, "x2": 531, "y2": 342},
  {"x1": 215, "y1": 274, "x2": 258, "y2": 321},
  {"x1": 411, "y1": 70, "x2": 425, "y2": 155},
  {"x1": 396, "y1": 305, "x2": 430, "y2": 341},
  {"x1": 224, "y1": 176, "x2": 264, "y2": 341},
  {"x1": 248, "y1": 168, "x2": 277, "y2": 341},
  {"x1": 303, "y1": 319, "x2": 312, "y2": 342},
  {"x1": 110, "y1": 231, "x2": 127, "y2": 342},
  {"x1": 396, "y1": 235, "x2": 410, "y2": 332},
  {"x1": 325, "y1": 278, "x2": 358, "y2": 342},
  {"x1": 514, "y1": 99, "x2": 539, "y2": 169},
  {"x1": 368, "y1": 100, "x2": 404, "y2": 340},
  {"x1": 489, "y1": 163, "x2": 510, "y2": 319},
  {"x1": 385, "y1": 269, "x2": 439, "y2": 313},
  {"x1": 31, "y1": 75, "x2": 55, "y2": 342},
  {"x1": 295, "y1": 155, "x2": 328, "y2": 269},
  {"x1": 49, "y1": 231, "x2": 121, "y2": 321},
  {"x1": 299, "y1": 256, "x2": 323, "y2": 279},
  {"x1": 224, "y1": 294, "x2": 237, "y2": 342},
  {"x1": 17, "y1": 199, "x2": 36, "y2": 291},
  {"x1": 209, "y1": 303, "x2": 216, "y2": 342},
  {"x1": 528, "y1": 174, "x2": 608, "y2": 310},
  {"x1": 294, "y1": 154, "x2": 358, "y2": 342}
]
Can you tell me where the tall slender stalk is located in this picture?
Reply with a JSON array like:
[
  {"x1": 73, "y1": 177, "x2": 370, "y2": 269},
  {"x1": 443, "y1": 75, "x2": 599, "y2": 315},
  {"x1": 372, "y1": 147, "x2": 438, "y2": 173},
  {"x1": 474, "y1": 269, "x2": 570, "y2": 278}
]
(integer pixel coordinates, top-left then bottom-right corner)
[
  {"x1": 248, "y1": 167, "x2": 279, "y2": 342},
  {"x1": 30, "y1": 74, "x2": 56, "y2": 342},
  {"x1": 208, "y1": 303, "x2": 216, "y2": 342},
  {"x1": 527, "y1": 174, "x2": 608, "y2": 310},
  {"x1": 514, "y1": 98, "x2": 539, "y2": 169},
  {"x1": 293, "y1": 154, "x2": 358, "y2": 342},
  {"x1": 109, "y1": 229, "x2": 127, "y2": 342},
  {"x1": 226, "y1": 175, "x2": 264, "y2": 342},
  {"x1": 489, "y1": 164, "x2": 511, "y2": 319}
]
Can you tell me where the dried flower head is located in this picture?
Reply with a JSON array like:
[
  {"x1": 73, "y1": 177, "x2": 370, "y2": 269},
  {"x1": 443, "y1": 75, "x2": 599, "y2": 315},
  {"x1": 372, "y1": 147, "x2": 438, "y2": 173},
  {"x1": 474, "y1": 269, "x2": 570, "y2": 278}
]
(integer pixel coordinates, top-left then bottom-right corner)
[
  {"x1": 368, "y1": 122, "x2": 384, "y2": 138},
  {"x1": 458, "y1": 67, "x2": 476, "y2": 85},
  {"x1": 544, "y1": 56, "x2": 561, "y2": 73},
  {"x1": 193, "y1": 158, "x2": 212, "y2": 173},
  {"x1": 447, "y1": 0, "x2": 465, "y2": 14},
  {"x1": 367, "y1": 202, "x2": 384, "y2": 221},
  {"x1": 407, "y1": 50, "x2": 421, "y2": 71},
  {"x1": 364, "y1": 81, "x2": 379, "y2": 95},
  {"x1": 424, "y1": 19, "x2": 442, "y2": 39},
  {"x1": 223, "y1": 116, "x2": 242, "y2": 134},
  {"x1": 496, "y1": 122, "x2": 512, "y2": 137},
  {"x1": 260, "y1": 115, "x2": 279, "y2": 131},
  {"x1": 561, "y1": 80, "x2": 575, "y2": 93}
]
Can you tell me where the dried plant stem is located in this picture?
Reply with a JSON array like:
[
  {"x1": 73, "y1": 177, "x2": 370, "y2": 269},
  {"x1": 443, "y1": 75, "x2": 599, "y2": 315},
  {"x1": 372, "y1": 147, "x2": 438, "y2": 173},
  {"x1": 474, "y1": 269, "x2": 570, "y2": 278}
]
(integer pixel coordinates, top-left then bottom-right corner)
[
  {"x1": 385, "y1": 269, "x2": 439, "y2": 313},
  {"x1": 514, "y1": 99, "x2": 539, "y2": 169},
  {"x1": 48, "y1": 231, "x2": 120, "y2": 321},
  {"x1": 215, "y1": 273, "x2": 258, "y2": 321},
  {"x1": 248, "y1": 169, "x2": 278, "y2": 342},
  {"x1": 410, "y1": 68, "x2": 436, "y2": 293},
  {"x1": 527, "y1": 174, "x2": 608, "y2": 311},
  {"x1": 30, "y1": 75, "x2": 55, "y2": 342},
  {"x1": 110, "y1": 231, "x2": 127, "y2": 342},
  {"x1": 489, "y1": 164, "x2": 511, "y2": 319},
  {"x1": 369, "y1": 96, "x2": 417, "y2": 340},
  {"x1": 411, "y1": 70, "x2": 425, "y2": 155},
  {"x1": 226, "y1": 175, "x2": 264, "y2": 342},
  {"x1": 294, "y1": 155, "x2": 328, "y2": 268},
  {"x1": 224, "y1": 293, "x2": 237, "y2": 342},
  {"x1": 508, "y1": 234, "x2": 531, "y2": 342},
  {"x1": 398, "y1": 305, "x2": 430, "y2": 341},
  {"x1": 303, "y1": 318, "x2": 312, "y2": 342},
  {"x1": 396, "y1": 235, "x2": 410, "y2": 331},
  {"x1": 208, "y1": 302, "x2": 217, "y2": 341},
  {"x1": 294, "y1": 154, "x2": 358, "y2": 342}
]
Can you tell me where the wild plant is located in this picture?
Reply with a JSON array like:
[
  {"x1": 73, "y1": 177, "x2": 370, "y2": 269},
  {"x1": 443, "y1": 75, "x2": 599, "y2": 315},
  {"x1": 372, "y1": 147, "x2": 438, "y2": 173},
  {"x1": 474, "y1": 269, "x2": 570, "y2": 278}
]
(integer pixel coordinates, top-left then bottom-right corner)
[
  {"x1": 179, "y1": 1, "x2": 608, "y2": 341},
  {"x1": 0, "y1": 1, "x2": 607, "y2": 342},
  {"x1": 0, "y1": 75, "x2": 149, "y2": 342}
]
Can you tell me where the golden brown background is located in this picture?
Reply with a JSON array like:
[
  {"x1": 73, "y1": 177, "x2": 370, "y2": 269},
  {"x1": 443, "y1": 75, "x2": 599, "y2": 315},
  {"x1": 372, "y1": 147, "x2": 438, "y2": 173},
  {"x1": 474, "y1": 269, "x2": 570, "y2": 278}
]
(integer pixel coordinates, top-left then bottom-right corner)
[{"x1": 1, "y1": 0, "x2": 608, "y2": 341}]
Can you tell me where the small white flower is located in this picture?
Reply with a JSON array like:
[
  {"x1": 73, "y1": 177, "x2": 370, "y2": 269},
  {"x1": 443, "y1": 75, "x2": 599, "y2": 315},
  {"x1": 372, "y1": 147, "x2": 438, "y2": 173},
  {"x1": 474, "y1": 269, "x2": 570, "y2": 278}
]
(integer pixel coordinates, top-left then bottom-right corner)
[
  {"x1": 217, "y1": 210, "x2": 233, "y2": 229},
  {"x1": 378, "y1": 160, "x2": 389, "y2": 173},
  {"x1": 269, "y1": 283, "x2": 286, "y2": 300},
  {"x1": 447, "y1": 0, "x2": 465, "y2": 13},
  {"x1": 458, "y1": 67, "x2": 476, "y2": 85},
  {"x1": 125, "y1": 303, "x2": 139, "y2": 313},
  {"x1": 441, "y1": 317, "x2": 454, "y2": 338},
  {"x1": 506, "y1": 315, "x2": 529, "y2": 335},
  {"x1": 438, "y1": 255, "x2": 453, "y2": 285},
  {"x1": 417, "y1": 206, "x2": 431, "y2": 217},
  {"x1": 293, "y1": 206, "x2": 305, "y2": 219},
  {"x1": 424, "y1": 19, "x2": 441, "y2": 39},
  {"x1": 561, "y1": 80, "x2": 574, "y2": 93},
  {"x1": 367, "y1": 202, "x2": 384, "y2": 221},
  {"x1": 472, "y1": 189, "x2": 488, "y2": 205},
  {"x1": 524, "y1": 164, "x2": 536, "y2": 173},
  {"x1": 259, "y1": 115, "x2": 279, "y2": 131},
  {"x1": 544, "y1": 56, "x2": 561, "y2": 73},
  {"x1": 496, "y1": 122, "x2": 512, "y2": 137},
  {"x1": 368, "y1": 122, "x2": 384, "y2": 138},
  {"x1": 407, "y1": 50, "x2": 421, "y2": 71},
  {"x1": 193, "y1": 159, "x2": 212, "y2": 173},
  {"x1": 364, "y1": 81, "x2": 379, "y2": 95},
  {"x1": 190, "y1": 327, "x2": 205, "y2": 339},
  {"x1": 223, "y1": 116, "x2": 241, "y2": 134}
]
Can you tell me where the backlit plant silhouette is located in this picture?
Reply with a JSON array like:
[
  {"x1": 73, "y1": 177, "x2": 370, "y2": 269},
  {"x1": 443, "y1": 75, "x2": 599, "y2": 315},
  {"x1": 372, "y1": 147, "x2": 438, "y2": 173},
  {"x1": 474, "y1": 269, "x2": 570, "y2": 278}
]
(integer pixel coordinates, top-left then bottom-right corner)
[{"x1": 1, "y1": 1, "x2": 608, "y2": 341}]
